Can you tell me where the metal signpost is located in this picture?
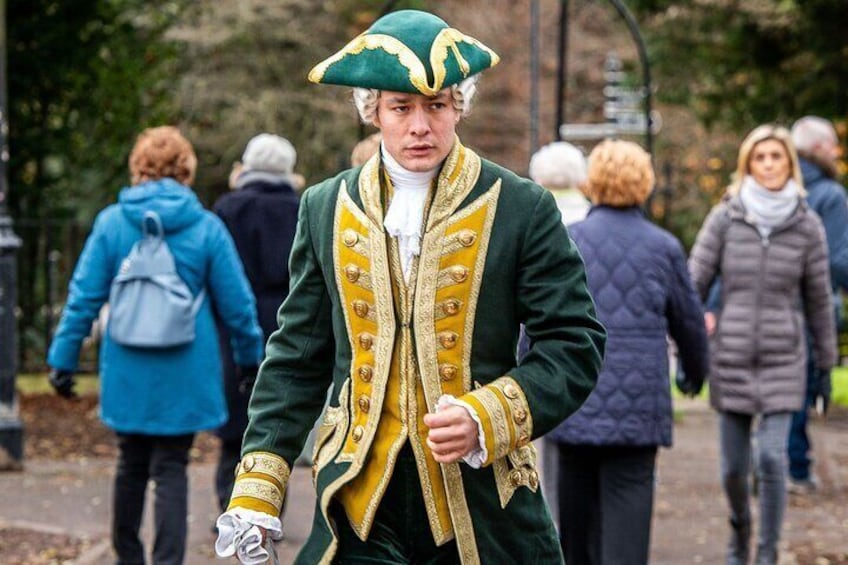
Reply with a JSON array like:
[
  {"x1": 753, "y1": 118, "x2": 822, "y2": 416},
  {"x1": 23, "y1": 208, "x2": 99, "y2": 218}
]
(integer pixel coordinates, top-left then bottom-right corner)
[
  {"x1": 0, "y1": 0, "x2": 24, "y2": 470},
  {"x1": 560, "y1": 52, "x2": 661, "y2": 143}
]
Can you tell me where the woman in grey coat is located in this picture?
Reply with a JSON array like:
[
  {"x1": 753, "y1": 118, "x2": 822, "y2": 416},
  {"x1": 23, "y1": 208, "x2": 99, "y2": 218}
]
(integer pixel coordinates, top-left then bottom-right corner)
[{"x1": 689, "y1": 124, "x2": 836, "y2": 565}]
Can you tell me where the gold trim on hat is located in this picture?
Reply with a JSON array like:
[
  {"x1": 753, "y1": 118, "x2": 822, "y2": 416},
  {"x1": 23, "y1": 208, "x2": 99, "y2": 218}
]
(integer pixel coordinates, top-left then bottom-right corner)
[{"x1": 308, "y1": 29, "x2": 499, "y2": 97}]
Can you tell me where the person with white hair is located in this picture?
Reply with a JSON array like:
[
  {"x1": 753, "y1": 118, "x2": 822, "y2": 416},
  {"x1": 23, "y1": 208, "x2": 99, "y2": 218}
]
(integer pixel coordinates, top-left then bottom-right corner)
[
  {"x1": 785, "y1": 116, "x2": 848, "y2": 494},
  {"x1": 529, "y1": 141, "x2": 591, "y2": 225},
  {"x1": 214, "y1": 9, "x2": 605, "y2": 565},
  {"x1": 211, "y1": 133, "x2": 301, "y2": 517}
]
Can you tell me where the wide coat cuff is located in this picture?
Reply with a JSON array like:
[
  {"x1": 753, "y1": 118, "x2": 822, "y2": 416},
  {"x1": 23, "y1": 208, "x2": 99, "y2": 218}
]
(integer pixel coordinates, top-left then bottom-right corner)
[
  {"x1": 227, "y1": 451, "x2": 291, "y2": 517},
  {"x1": 454, "y1": 376, "x2": 532, "y2": 467}
]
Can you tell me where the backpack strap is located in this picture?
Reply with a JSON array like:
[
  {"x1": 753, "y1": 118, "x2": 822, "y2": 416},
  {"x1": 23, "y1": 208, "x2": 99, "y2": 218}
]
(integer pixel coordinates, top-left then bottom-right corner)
[{"x1": 191, "y1": 288, "x2": 206, "y2": 316}]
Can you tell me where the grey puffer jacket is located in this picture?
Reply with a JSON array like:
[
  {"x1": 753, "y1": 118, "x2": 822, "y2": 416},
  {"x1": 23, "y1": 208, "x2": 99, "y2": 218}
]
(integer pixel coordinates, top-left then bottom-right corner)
[{"x1": 689, "y1": 195, "x2": 836, "y2": 415}]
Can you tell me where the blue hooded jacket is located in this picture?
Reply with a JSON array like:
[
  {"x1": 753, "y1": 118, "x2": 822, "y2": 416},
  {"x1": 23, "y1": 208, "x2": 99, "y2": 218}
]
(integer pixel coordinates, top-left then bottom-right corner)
[{"x1": 48, "y1": 178, "x2": 263, "y2": 435}]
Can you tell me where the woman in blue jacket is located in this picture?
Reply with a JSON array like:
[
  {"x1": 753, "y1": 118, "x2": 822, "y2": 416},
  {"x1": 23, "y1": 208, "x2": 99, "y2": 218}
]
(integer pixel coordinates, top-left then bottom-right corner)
[
  {"x1": 551, "y1": 140, "x2": 709, "y2": 564},
  {"x1": 47, "y1": 126, "x2": 263, "y2": 565}
]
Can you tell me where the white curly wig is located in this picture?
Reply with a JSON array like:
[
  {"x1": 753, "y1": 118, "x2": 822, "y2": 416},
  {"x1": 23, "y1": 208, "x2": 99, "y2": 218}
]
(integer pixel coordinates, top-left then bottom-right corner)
[{"x1": 352, "y1": 76, "x2": 479, "y2": 125}]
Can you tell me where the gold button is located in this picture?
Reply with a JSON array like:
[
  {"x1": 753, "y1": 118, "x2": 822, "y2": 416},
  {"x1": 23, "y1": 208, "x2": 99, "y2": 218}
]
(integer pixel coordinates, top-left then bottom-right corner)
[
  {"x1": 359, "y1": 333, "x2": 374, "y2": 350},
  {"x1": 449, "y1": 266, "x2": 468, "y2": 283},
  {"x1": 344, "y1": 264, "x2": 361, "y2": 283},
  {"x1": 517, "y1": 434, "x2": 530, "y2": 447},
  {"x1": 439, "y1": 364, "x2": 458, "y2": 381},
  {"x1": 503, "y1": 383, "x2": 519, "y2": 399},
  {"x1": 241, "y1": 455, "x2": 256, "y2": 473},
  {"x1": 233, "y1": 462, "x2": 241, "y2": 478},
  {"x1": 438, "y1": 331, "x2": 458, "y2": 349},
  {"x1": 359, "y1": 365, "x2": 373, "y2": 383},
  {"x1": 353, "y1": 299, "x2": 369, "y2": 318},
  {"x1": 529, "y1": 470, "x2": 539, "y2": 489},
  {"x1": 358, "y1": 395, "x2": 371, "y2": 413},
  {"x1": 458, "y1": 230, "x2": 477, "y2": 247},
  {"x1": 514, "y1": 408, "x2": 527, "y2": 425},
  {"x1": 442, "y1": 299, "x2": 461, "y2": 316},
  {"x1": 509, "y1": 469, "x2": 523, "y2": 487},
  {"x1": 343, "y1": 229, "x2": 359, "y2": 247},
  {"x1": 352, "y1": 425, "x2": 364, "y2": 443}
]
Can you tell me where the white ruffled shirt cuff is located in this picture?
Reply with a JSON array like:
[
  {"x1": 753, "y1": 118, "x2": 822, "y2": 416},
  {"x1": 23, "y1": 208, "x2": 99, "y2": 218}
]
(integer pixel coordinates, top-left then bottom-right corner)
[
  {"x1": 215, "y1": 508, "x2": 283, "y2": 565},
  {"x1": 435, "y1": 394, "x2": 488, "y2": 468}
]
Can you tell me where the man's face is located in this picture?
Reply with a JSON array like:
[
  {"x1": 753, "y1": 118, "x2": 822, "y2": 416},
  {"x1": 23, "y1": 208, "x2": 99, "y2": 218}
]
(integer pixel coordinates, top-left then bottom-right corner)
[{"x1": 373, "y1": 88, "x2": 460, "y2": 172}]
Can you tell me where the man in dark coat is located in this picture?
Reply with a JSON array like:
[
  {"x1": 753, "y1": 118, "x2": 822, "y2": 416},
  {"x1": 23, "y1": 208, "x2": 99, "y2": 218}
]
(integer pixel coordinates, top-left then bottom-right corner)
[
  {"x1": 212, "y1": 133, "x2": 300, "y2": 512},
  {"x1": 787, "y1": 116, "x2": 848, "y2": 492}
]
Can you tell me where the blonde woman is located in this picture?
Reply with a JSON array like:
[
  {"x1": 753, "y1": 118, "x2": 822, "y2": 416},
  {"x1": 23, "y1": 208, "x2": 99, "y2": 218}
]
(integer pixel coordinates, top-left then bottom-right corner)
[{"x1": 689, "y1": 125, "x2": 836, "y2": 565}]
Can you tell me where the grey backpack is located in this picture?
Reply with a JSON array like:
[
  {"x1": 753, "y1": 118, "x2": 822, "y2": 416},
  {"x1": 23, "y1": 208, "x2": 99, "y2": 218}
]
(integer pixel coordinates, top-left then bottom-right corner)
[{"x1": 108, "y1": 211, "x2": 205, "y2": 348}]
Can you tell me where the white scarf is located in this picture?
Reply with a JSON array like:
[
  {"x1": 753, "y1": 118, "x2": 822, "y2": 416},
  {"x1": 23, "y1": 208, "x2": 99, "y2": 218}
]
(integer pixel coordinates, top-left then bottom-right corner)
[
  {"x1": 381, "y1": 144, "x2": 439, "y2": 282},
  {"x1": 739, "y1": 175, "x2": 801, "y2": 237}
]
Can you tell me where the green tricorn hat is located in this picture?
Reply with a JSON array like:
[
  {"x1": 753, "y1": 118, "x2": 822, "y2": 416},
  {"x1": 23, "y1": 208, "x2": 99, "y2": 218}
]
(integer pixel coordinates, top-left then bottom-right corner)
[{"x1": 308, "y1": 10, "x2": 500, "y2": 96}]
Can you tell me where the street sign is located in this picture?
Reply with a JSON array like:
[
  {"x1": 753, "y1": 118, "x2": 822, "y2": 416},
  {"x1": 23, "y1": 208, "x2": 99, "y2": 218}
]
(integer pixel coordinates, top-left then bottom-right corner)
[{"x1": 559, "y1": 111, "x2": 662, "y2": 140}]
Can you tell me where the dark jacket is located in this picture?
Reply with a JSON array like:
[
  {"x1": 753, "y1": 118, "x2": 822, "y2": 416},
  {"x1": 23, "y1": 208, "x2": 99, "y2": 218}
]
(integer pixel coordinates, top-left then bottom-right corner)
[
  {"x1": 800, "y1": 157, "x2": 848, "y2": 293},
  {"x1": 548, "y1": 206, "x2": 708, "y2": 447},
  {"x1": 213, "y1": 174, "x2": 300, "y2": 439},
  {"x1": 689, "y1": 195, "x2": 836, "y2": 414}
]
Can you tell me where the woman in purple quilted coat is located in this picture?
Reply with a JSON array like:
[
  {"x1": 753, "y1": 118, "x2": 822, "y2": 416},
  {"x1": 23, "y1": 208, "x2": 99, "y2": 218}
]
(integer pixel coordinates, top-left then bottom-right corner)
[{"x1": 549, "y1": 140, "x2": 709, "y2": 564}]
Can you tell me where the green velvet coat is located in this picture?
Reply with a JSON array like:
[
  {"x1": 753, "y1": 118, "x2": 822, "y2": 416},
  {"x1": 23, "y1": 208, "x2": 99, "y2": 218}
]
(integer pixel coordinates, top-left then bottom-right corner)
[{"x1": 233, "y1": 142, "x2": 605, "y2": 564}]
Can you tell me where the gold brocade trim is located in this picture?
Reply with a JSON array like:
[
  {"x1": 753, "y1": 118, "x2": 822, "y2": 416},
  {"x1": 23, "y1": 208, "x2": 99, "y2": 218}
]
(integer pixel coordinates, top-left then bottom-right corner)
[
  {"x1": 442, "y1": 462, "x2": 480, "y2": 565},
  {"x1": 230, "y1": 478, "x2": 284, "y2": 512},
  {"x1": 473, "y1": 386, "x2": 513, "y2": 461},
  {"x1": 309, "y1": 34, "x2": 432, "y2": 95},
  {"x1": 312, "y1": 380, "x2": 351, "y2": 484},
  {"x1": 492, "y1": 458, "x2": 512, "y2": 508},
  {"x1": 491, "y1": 376, "x2": 534, "y2": 446},
  {"x1": 308, "y1": 30, "x2": 498, "y2": 97},
  {"x1": 430, "y1": 29, "x2": 500, "y2": 92},
  {"x1": 358, "y1": 151, "x2": 384, "y2": 228},
  {"x1": 235, "y1": 451, "x2": 291, "y2": 486},
  {"x1": 425, "y1": 140, "x2": 481, "y2": 232},
  {"x1": 445, "y1": 183, "x2": 500, "y2": 392}
]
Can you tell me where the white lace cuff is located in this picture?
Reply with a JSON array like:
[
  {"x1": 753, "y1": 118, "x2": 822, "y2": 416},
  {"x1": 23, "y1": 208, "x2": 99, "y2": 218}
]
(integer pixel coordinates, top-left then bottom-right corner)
[
  {"x1": 215, "y1": 508, "x2": 283, "y2": 565},
  {"x1": 435, "y1": 394, "x2": 488, "y2": 468}
]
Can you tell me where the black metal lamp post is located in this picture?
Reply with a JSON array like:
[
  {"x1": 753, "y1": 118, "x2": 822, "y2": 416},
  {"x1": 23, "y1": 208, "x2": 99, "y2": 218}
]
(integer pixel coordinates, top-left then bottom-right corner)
[{"x1": 0, "y1": 0, "x2": 24, "y2": 470}]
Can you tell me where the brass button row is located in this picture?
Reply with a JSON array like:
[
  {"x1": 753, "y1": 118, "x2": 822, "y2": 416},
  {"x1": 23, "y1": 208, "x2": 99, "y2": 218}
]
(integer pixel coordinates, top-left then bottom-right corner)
[
  {"x1": 442, "y1": 298, "x2": 461, "y2": 316},
  {"x1": 358, "y1": 395, "x2": 371, "y2": 413},
  {"x1": 345, "y1": 264, "x2": 361, "y2": 283},
  {"x1": 358, "y1": 333, "x2": 374, "y2": 351},
  {"x1": 439, "y1": 363, "x2": 458, "y2": 382},
  {"x1": 438, "y1": 331, "x2": 458, "y2": 349},
  {"x1": 457, "y1": 229, "x2": 476, "y2": 247},
  {"x1": 343, "y1": 229, "x2": 359, "y2": 247},
  {"x1": 508, "y1": 468, "x2": 539, "y2": 489},
  {"x1": 448, "y1": 265, "x2": 468, "y2": 283},
  {"x1": 352, "y1": 299, "x2": 369, "y2": 318},
  {"x1": 358, "y1": 365, "x2": 373, "y2": 383}
]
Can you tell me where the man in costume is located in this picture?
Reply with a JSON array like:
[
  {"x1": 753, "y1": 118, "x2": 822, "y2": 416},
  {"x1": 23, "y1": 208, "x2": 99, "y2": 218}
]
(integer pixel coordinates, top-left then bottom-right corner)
[{"x1": 216, "y1": 9, "x2": 605, "y2": 564}]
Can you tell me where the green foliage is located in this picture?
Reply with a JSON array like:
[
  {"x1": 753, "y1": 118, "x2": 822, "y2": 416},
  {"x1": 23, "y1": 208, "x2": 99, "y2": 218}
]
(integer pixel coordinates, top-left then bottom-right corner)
[
  {"x1": 8, "y1": 0, "x2": 188, "y2": 222},
  {"x1": 630, "y1": 0, "x2": 848, "y2": 133}
]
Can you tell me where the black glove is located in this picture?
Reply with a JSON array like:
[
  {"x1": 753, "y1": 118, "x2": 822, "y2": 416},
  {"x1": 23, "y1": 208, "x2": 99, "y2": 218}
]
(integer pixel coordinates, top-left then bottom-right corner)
[
  {"x1": 674, "y1": 361, "x2": 703, "y2": 398},
  {"x1": 48, "y1": 369, "x2": 77, "y2": 399},
  {"x1": 814, "y1": 369, "x2": 831, "y2": 416},
  {"x1": 236, "y1": 365, "x2": 259, "y2": 395}
]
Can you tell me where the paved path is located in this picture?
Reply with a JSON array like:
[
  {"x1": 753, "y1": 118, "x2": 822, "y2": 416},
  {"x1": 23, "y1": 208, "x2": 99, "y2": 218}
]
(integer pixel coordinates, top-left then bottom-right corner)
[{"x1": 1, "y1": 399, "x2": 846, "y2": 564}]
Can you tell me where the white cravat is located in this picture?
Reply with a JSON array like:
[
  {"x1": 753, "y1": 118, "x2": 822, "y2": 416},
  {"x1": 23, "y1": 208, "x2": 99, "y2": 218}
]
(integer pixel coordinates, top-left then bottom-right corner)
[{"x1": 381, "y1": 145, "x2": 438, "y2": 282}]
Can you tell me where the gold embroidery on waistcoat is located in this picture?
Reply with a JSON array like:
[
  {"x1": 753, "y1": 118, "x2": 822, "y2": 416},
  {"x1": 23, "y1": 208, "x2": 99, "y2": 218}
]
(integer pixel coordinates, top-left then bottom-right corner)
[
  {"x1": 332, "y1": 185, "x2": 395, "y2": 468},
  {"x1": 410, "y1": 145, "x2": 495, "y2": 565}
]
